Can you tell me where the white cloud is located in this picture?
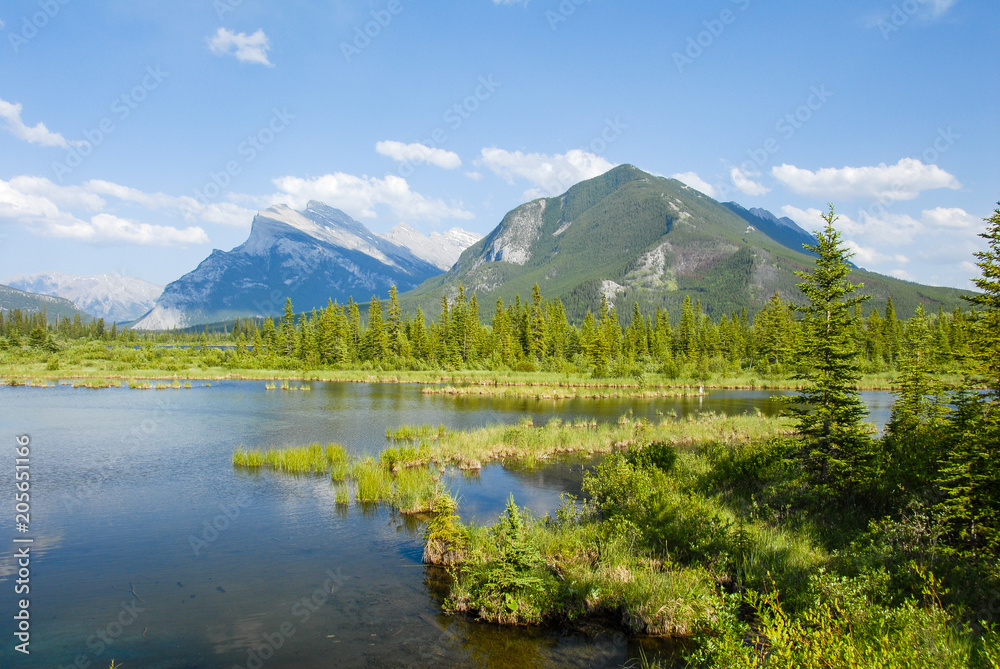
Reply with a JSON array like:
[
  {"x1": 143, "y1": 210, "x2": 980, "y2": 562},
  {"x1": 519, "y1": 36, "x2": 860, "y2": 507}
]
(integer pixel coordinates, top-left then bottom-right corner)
[
  {"x1": 772, "y1": 158, "x2": 960, "y2": 202},
  {"x1": 866, "y1": 0, "x2": 957, "y2": 31},
  {"x1": 85, "y1": 180, "x2": 253, "y2": 227},
  {"x1": 0, "y1": 98, "x2": 78, "y2": 148},
  {"x1": 730, "y1": 167, "x2": 770, "y2": 197},
  {"x1": 464, "y1": 171, "x2": 483, "y2": 181},
  {"x1": 0, "y1": 177, "x2": 209, "y2": 247},
  {"x1": 844, "y1": 239, "x2": 909, "y2": 267},
  {"x1": 480, "y1": 147, "x2": 615, "y2": 199},
  {"x1": 671, "y1": 172, "x2": 717, "y2": 198},
  {"x1": 270, "y1": 173, "x2": 474, "y2": 222},
  {"x1": 924, "y1": 0, "x2": 957, "y2": 18},
  {"x1": 207, "y1": 28, "x2": 273, "y2": 67},
  {"x1": 920, "y1": 206, "x2": 980, "y2": 230},
  {"x1": 375, "y1": 141, "x2": 462, "y2": 170},
  {"x1": 780, "y1": 203, "x2": 986, "y2": 289},
  {"x1": 46, "y1": 213, "x2": 210, "y2": 246},
  {"x1": 7, "y1": 176, "x2": 105, "y2": 211}
]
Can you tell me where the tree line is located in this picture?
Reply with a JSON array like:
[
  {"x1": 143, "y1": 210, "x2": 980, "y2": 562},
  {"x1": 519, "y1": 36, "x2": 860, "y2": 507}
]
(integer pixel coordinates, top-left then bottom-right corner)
[
  {"x1": 0, "y1": 283, "x2": 980, "y2": 378},
  {"x1": 224, "y1": 283, "x2": 977, "y2": 376},
  {"x1": 775, "y1": 203, "x2": 1000, "y2": 563}
]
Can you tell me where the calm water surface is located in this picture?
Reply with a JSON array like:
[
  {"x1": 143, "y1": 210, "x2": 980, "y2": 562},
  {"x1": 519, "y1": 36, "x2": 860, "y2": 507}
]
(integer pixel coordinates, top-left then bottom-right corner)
[{"x1": 0, "y1": 382, "x2": 895, "y2": 668}]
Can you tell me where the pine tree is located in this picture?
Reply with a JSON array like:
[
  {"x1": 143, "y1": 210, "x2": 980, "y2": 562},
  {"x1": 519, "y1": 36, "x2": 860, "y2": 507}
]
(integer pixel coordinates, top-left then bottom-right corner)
[
  {"x1": 791, "y1": 205, "x2": 872, "y2": 496},
  {"x1": 936, "y1": 203, "x2": 1000, "y2": 555},
  {"x1": 678, "y1": 295, "x2": 697, "y2": 358},
  {"x1": 386, "y1": 285, "x2": 405, "y2": 358},
  {"x1": 883, "y1": 305, "x2": 948, "y2": 501},
  {"x1": 966, "y1": 203, "x2": 1000, "y2": 395},
  {"x1": 362, "y1": 297, "x2": 388, "y2": 362},
  {"x1": 527, "y1": 283, "x2": 546, "y2": 360}
]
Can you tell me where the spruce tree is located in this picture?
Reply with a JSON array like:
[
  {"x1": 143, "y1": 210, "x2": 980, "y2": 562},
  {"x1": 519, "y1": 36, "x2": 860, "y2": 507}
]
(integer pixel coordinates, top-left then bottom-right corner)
[
  {"x1": 937, "y1": 203, "x2": 1000, "y2": 555},
  {"x1": 965, "y1": 202, "x2": 1000, "y2": 395},
  {"x1": 791, "y1": 205, "x2": 872, "y2": 496}
]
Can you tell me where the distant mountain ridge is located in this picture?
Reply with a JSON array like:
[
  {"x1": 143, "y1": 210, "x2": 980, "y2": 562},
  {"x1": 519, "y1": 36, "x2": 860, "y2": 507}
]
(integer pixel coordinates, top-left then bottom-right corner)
[
  {"x1": 402, "y1": 165, "x2": 971, "y2": 321},
  {"x1": 722, "y1": 202, "x2": 819, "y2": 255},
  {"x1": 5, "y1": 272, "x2": 163, "y2": 322},
  {"x1": 0, "y1": 283, "x2": 93, "y2": 322},
  {"x1": 132, "y1": 202, "x2": 476, "y2": 330},
  {"x1": 380, "y1": 223, "x2": 482, "y2": 271}
]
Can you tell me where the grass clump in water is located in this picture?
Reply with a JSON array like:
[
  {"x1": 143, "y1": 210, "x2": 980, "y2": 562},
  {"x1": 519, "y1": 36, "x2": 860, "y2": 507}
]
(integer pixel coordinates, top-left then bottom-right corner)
[
  {"x1": 233, "y1": 442, "x2": 351, "y2": 475},
  {"x1": 386, "y1": 423, "x2": 447, "y2": 442},
  {"x1": 352, "y1": 458, "x2": 393, "y2": 503}
]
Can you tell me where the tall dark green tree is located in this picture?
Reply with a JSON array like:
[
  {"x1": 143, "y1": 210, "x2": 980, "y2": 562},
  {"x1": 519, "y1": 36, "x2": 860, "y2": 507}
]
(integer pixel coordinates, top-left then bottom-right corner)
[
  {"x1": 965, "y1": 203, "x2": 1000, "y2": 395},
  {"x1": 936, "y1": 203, "x2": 1000, "y2": 555},
  {"x1": 791, "y1": 205, "x2": 872, "y2": 495}
]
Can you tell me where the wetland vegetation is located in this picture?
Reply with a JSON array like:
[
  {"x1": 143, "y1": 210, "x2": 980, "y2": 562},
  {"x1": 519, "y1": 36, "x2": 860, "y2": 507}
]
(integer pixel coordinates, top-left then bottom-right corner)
[{"x1": 11, "y1": 206, "x2": 1000, "y2": 667}]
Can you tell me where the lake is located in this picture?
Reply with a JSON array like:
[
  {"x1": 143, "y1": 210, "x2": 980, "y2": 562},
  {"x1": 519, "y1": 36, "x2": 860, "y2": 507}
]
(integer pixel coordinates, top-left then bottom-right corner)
[{"x1": 0, "y1": 382, "x2": 897, "y2": 668}]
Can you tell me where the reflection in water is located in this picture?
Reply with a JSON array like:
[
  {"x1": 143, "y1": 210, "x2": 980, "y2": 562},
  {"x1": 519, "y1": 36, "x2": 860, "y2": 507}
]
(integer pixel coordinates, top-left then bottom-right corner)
[{"x1": 0, "y1": 381, "x2": 897, "y2": 668}]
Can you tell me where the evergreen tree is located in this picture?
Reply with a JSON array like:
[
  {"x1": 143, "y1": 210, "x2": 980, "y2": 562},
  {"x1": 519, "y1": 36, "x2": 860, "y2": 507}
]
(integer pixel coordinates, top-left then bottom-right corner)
[
  {"x1": 791, "y1": 205, "x2": 872, "y2": 496},
  {"x1": 965, "y1": 203, "x2": 1000, "y2": 395},
  {"x1": 386, "y1": 285, "x2": 405, "y2": 358},
  {"x1": 936, "y1": 203, "x2": 1000, "y2": 555},
  {"x1": 678, "y1": 295, "x2": 697, "y2": 358},
  {"x1": 882, "y1": 305, "x2": 949, "y2": 502},
  {"x1": 362, "y1": 297, "x2": 388, "y2": 362},
  {"x1": 527, "y1": 283, "x2": 546, "y2": 360}
]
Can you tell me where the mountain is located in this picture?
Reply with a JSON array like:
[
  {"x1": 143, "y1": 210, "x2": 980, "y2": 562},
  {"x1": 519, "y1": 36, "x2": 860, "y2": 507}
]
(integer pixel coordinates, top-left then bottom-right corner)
[
  {"x1": 5, "y1": 272, "x2": 163, "y2": 323},
  {"x1": 379, "y1": 223, "x2": 483, "y2": 271},
  {"x1": 402, "y1": 165, "x2": 971, "y2": 321},
  {"x1": 132, "y1": 202, "x2": 447, "y2": 330},
  {"x1": 721, "y1": 202, "x2": 818, "y2": 255},
  {"x1": 0, "y1": 284, "x2": 93, "y2": 322}
]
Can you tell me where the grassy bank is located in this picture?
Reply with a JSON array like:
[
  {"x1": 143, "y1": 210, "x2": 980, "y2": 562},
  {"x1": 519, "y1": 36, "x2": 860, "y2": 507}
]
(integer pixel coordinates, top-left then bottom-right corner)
[
  {"x1": 0, "y1": 341, "x2": 973, "y2": 391},
  {"x1": 421, "y1": 422, "x2": 1000, "y2": 668}
]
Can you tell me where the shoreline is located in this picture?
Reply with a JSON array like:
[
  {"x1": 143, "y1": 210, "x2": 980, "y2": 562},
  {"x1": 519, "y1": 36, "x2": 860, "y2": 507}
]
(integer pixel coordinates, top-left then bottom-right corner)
[{"x1": 0, "y1": 366, "x2": 973, "y2": 392}]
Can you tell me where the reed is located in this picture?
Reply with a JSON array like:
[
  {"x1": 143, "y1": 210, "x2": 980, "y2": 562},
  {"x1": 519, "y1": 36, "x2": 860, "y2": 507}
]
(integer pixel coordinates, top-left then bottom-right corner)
[
  {"x1": 334, "y1": 485, "x2": 350, "y2": 505},
  {"x1": 73, "y1": 379, "x2": 121, "y2": 389},
  {"x1": 391, "y1": 466, "x2": 445, "y2": 514},
  {"x1": 353, "y1": 458, "x2": 393, "y2": 503},
  {"x1": 233, "y1": 443, "x2": 343, "y2": 474},
  {"x1": 386, "y1": 424, "x2": 447, "y2": 442}
]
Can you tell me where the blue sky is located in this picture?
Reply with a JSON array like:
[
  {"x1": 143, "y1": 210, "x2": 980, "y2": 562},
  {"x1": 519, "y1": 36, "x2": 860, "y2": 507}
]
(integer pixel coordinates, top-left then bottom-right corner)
[{"x1": 0, "y1": 0, "x2": 996, "y2": 289}]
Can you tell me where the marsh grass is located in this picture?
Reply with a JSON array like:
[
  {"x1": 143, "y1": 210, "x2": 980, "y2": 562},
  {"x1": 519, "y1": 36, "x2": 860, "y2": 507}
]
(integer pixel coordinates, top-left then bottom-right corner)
[
  {"x1": 233, "y1": 443, "x2": 346, "y2": 475},
  {"x1": 384, "y1": 412, "x2": 793, "y2": 473},
  {"x1": 334, "y1": 485, "x2": 350, "y2": 506},
  {"x1": 352, "y1": 458, "x2": 394, "y2": 504},
  {"x1": 386, "y1": 424, "x2": 447, "y2": 442},
  {"x1": 73, "y1": 379, "x2": 120, "y2": 389},
  {"x1": 233, "y1": 441, "x2": 449, "y2": 514},
  {"x1": 423, "y1": 384, "x2": 699, "y2": 401}
]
